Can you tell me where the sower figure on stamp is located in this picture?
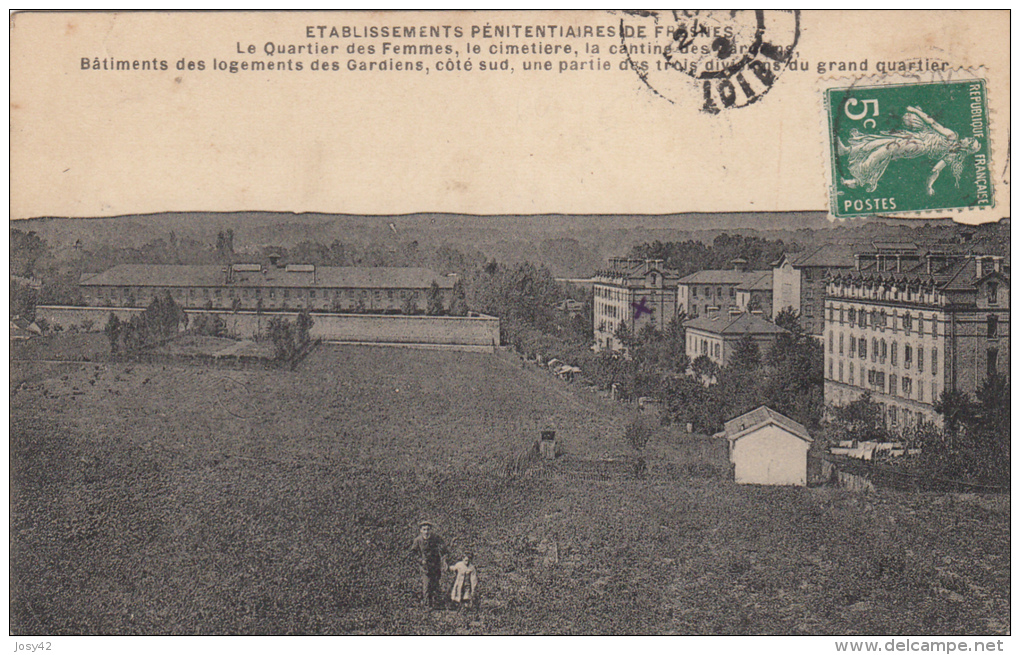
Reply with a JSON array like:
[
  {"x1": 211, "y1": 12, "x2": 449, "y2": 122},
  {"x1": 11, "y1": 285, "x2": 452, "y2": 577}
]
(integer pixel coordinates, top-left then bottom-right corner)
[
  {"x1": 838, "y1": 105, "x2": 981, "y2": 195},
  {"x1": 449, "y1": 552, "x2": 478, "y2": 610},
  {"x1": 408, "y1": 520, "x2": 449, "y2": 608}
]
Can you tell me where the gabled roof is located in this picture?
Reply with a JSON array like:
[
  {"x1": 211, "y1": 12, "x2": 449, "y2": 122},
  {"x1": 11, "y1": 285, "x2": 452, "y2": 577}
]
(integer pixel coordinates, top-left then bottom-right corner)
[
  {"x1": 79, "y1": 264, "x2": 456, "y2": 289},
  {"x1": 737, "y1": 272, "x2": 773, "y2": 292},
  {"x1": 723, "y1": 406, "x2": 812, "y2": 443},
  {"x1": 684, "y1": 312, "x2": 788, "y2": 336}
]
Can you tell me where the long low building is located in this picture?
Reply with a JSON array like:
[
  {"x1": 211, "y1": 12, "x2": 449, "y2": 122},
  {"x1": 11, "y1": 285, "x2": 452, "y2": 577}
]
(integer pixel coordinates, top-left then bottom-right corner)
[{"x1": 79, "y1": 263, "x2": 457, "y2": 313}]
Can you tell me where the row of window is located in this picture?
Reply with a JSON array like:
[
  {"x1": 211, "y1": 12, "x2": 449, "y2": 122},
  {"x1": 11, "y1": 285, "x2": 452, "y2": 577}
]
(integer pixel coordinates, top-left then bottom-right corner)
[
  {"x1": 688, "y1": 335, "x2": 722, "y2": 360},
  {"x1": 828, "y1": 333, "x2": 938, "y2": 374},
  {"x1": 828, "y1": 359, "x2": 936, "y2": 403},
  {"x1": 827, "y1": 305, "x2": 943, "y2": 337},
  {"x1": 828, "y1": 348, "x2": 1001, "y2": 399},
  {"x1": 690, "y1": 285, "x2": 736, "y2": 300},
  {"x1": 91, "y1": 287, "x2": 421, "y2": 302}
]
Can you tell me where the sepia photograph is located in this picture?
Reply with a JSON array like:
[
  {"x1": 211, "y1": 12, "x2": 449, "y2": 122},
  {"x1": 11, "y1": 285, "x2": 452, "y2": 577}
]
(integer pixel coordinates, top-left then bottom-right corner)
[{"x1": 8, "y1": 9, "x2": 1010, "y2": 648}]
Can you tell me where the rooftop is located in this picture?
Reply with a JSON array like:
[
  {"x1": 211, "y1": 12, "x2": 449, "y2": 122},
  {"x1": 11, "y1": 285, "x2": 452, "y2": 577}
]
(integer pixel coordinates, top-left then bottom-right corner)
[
  {"x1": 723, "y1": 406, "x2": 812, "y2": 443},
  {"x1": 684, "y1": 312, "x2": 789, "y2": 336},
  {"x1": 80, "y1": 264, "x2": 457, "y2": 289},
  {"x1": 678, "y1": 269, "x2": 767, "y2": 286}
]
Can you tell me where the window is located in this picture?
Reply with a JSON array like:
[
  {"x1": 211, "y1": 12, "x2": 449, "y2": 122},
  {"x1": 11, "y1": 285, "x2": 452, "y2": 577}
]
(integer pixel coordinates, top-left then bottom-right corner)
[
  {"x1": 932, "y1": 382, "x2": 938, "y2": 403},
  {"x1": 890, "y1": 407, "x2": 898, "y2": 427},
  {"x1": 828, "y1": 307, "x2": 834, "y2": 322},
  {"x1": 988, "y1": 281, "x2": 998, "y2": 305},
  {"x1": 849, "y1": 362, "x2": 855, "y2": 384},
  {"x1": 839, "y1": 333, "x2": 844, "y2": 355},
  {"x1": 918, "y1": 315, "x2": 925, "y2": 337},
  {"x1": 891, "y1": 342, "x2": 898, "y2": 367},
  {"x1": 828, "y1": 331, "x2": 833, "y2": 353},
  {"x1": 828, "y1": 359, "x2": 833, "y2": 379},
  {"x1": 987, "y1": 315, "x2": 998, "y2": 338},
  {"x1": 717, "y1": 286, "x2": 722, "y2": 298},
  {"x1": 848, "y1": 337, "x2": 855, "y2": 359},
  {"x1": 871, "y1": 338, "x2": 878, "y2": 362},
  {"x1": 889, "y1": 374, "x2": 897, "y2": 396},
  {"x1": 729, "y1": 287, "x2": 735, "y2": 298},
  {"x1": 932, "y1": 349, "x2": 938, "y2": 375},
  {"x1": 859, "y1": 339, "x2": 867, "y2": 359},
  {"x1": 692, "y1": 287, "x2": 698, "y2": 299},
  {"x1": 839, "y1": 361, "x2": 844, "y2": 382},
  {"x1": 918, "y1": 384, "x2": 924, "y2": 403},
  {"x1": 904, "y1": 345, "x2": 912, "y2": 369},
  {"x1": 903, "y1": 313, "x2": 912, "y2": 334},
  {"x1": 917, "y1": 347, "x2": 924, "y2": 373},
  {"x1": 902, "y1": 377, "x2": 912, "y2": 396},
  {"x1": 849, "y1": 309, "x2": 856, "y2": 327},
  {"x1": 880, "y1": 339, "x2": 887, "y2": 362},
  {"x1": 310, "y1": 290, "x2": 317, "y2": 298}
]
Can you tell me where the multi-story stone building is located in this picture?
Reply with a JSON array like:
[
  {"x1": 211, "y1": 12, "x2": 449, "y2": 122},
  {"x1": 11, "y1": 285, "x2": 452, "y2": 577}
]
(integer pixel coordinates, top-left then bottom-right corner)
[
  {"x1": 772, "y1": 245, "x2": 856, "y2": 336},
  {"x1": 593, "y1": 258, "x2": 679, "y2": 352},
  {"x1": 677, "y1": 259, "x2": 769, "y2": 319},
  {"x1": 823, "y1": 247, "x2": 1009, "y2": 430},
  {"x1": 79, "y1": 262, "x2": 456, "y2": 313}
]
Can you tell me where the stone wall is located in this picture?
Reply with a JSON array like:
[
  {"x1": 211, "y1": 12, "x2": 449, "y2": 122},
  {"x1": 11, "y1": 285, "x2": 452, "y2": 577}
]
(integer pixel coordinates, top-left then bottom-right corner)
[{"x1": 35, "y1": 306, "x2": 500, "y2": 350}]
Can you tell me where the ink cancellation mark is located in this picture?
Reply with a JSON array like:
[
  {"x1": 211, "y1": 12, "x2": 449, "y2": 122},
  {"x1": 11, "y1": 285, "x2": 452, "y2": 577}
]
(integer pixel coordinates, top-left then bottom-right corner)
[
  {"x1": 826, "y1": 79, "x2": 993, "y2": 217},
  {"x1": 619, "y1": 10, "x2": 799, "y2": 113}
]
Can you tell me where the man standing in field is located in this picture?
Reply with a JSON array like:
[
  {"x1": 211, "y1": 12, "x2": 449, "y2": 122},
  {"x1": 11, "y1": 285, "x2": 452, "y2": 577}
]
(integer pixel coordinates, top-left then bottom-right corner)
[{"x1": 408, "y1": 520, "x2": 449, "y2": 608}]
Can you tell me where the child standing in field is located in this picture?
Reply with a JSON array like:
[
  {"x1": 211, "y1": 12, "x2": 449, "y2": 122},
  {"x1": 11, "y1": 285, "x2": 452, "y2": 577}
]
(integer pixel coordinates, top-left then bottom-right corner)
[{"x1": 449, "y1": 552, "x2": 478, "y2": 609}]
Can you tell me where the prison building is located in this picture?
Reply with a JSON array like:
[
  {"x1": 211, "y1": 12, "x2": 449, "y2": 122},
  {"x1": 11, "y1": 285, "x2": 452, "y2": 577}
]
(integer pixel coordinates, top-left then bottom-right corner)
[
  {"x1": 79, "y1": 263, "x2": 456, "y2": 314},
  {"x1": 771, "y1": 245, "x2": 857, "y2": 337},
  {"x1": 676, "y1": 259, "x2": 770, "y2": 319},
  {"x1": 735, "y1": 271, "x2": 774, "y2": 316},
  {"x1": 824, "y1": 248, "x2": 1009, "y2": 430},
  {"x1": 684, "y1": 312, "x2": 789, "y2": 368},
  {"x1": 593, "y1": 258, "x2": 679, "y2": 353}
]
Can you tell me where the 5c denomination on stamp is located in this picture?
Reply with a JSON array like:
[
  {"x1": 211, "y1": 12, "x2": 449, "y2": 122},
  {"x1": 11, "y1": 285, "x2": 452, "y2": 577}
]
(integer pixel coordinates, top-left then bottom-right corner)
[{"x1": 826, "y1": 79, "x2": 993, "y2": 218}]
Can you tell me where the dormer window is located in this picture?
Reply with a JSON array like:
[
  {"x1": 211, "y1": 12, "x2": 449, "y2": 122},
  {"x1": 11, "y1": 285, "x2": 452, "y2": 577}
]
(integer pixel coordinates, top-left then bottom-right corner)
[{"x1": 987, "y1": 281, "x2": 998, "y2": 305}]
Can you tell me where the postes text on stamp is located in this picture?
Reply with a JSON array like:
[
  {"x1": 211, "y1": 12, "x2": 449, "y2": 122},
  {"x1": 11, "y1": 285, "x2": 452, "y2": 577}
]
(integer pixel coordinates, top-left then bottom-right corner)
[{"x1": 826, "y1": 79, "x2": 992, "y2": 218}]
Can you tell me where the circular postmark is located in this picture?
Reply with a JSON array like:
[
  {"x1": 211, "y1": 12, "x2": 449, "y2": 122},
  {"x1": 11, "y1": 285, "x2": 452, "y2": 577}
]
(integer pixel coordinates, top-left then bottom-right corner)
[{"x1": 620, "y1": 10, "x2": 800, "y2": 113}]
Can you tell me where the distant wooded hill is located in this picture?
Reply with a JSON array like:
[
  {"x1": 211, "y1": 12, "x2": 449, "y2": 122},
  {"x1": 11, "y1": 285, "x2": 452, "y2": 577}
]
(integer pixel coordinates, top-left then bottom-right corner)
[{"x1": 9, "y1": 211, "x2": 1005, "y2": 279}]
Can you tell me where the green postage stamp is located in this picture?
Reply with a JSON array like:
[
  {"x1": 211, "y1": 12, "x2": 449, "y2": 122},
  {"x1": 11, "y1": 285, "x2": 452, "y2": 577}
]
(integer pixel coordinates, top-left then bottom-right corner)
[{"x1": 825, "y1": 79, "x2": 992, "y2": 218}]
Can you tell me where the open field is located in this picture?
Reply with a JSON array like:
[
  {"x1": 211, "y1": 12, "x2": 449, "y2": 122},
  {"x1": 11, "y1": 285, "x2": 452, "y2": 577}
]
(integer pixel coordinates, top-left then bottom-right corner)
[{"x1": 9, "y1": 344, "x2": 1010, "y2": 634}]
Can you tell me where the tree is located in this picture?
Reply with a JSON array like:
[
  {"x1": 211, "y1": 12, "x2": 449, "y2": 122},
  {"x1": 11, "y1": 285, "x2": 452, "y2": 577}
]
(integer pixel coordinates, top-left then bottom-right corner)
[
  {"x1": 296, "y1": 309, "x2": 314, "y2": 345},
  {"x1": 773, "y1": 307, "x2": 803, "y2": 336},
  {"x1": 426, "y1": 280, "x2": 445, "y2": 315},
  {"x1": 401, "y1": 293, "x2": 418, "y2": 316},
  {"x1": 267, "y1": 316, "x2": 296, "y2": 361},
  {"x1": 691, "y1": 354, "x2": 719, "y2": 383},
  {"x1": 449, "y1": 278, "x2": 469, "y2": 316},
  {"x1": 104, "y1": 313, "x2": 121, "y2": 355},
  {"x1": 730, "y1": 334, "x2": 761, "y2": 371},
  {"x1": 825, "y1": 392, "x2": 894, "y2": 445}
]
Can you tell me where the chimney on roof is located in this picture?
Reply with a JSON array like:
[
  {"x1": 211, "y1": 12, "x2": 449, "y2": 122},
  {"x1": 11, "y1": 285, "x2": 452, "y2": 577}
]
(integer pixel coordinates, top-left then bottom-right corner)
[
  {"x1": 731, "y1": 258, "x2": 748, "y2": 272},
  {"x1": 647, "y1": 259, "x2": 664, "y2": 272},
  {"x1": 975, "y1": 256, "x2": 985, "y2": 279}
]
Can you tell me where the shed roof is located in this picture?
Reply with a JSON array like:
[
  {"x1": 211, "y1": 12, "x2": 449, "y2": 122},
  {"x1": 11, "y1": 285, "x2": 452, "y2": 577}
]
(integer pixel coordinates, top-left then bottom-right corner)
[{"x1": 723, "y1": 406, "x2": 812, "y2": 443}]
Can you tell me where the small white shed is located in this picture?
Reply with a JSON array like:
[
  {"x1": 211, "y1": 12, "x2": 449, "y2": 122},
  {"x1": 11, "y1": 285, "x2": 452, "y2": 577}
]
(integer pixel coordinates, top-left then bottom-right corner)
[{"x1": 723, "y1": 406, "x2": 812, "y2": 486}]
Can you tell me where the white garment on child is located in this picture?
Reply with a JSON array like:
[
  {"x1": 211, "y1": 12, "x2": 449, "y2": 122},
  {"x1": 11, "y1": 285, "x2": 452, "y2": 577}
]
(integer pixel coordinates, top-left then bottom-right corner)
[{"x1": 449, "y1": 560, "x2": 477, "y2": 602}]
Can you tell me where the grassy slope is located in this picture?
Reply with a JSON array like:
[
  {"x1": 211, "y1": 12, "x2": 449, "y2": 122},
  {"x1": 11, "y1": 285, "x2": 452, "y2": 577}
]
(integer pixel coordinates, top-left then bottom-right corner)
[{"x1": 9, "y1": 345, "x2": 1010, "y2": 635}]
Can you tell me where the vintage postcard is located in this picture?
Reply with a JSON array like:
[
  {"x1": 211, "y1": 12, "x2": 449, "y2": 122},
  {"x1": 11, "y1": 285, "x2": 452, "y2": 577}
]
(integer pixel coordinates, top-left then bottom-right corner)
[{"x1": 8, "y1": 10, "x2": 1010, "y2": 647}]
